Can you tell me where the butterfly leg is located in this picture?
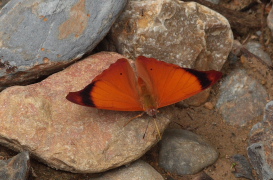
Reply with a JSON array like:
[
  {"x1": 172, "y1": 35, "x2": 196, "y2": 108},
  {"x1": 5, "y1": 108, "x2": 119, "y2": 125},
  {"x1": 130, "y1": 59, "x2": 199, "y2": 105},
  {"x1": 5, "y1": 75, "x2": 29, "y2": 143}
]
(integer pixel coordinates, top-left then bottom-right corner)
[
  {"x1": 143, "y1": 118, "x2": 162, "y2": 139},
  {"x1": 142, "y1": 119, "x2": 150, "y2": 139},
  {"x1": 123, "y1": 112, "x2": 162, "y2": 140},
  {"x1": 123, "y1": 112, "x2": 145, "y2": 127},
  {"x1": 153, "y1": 118, "x2": 162, "y2": 140}
]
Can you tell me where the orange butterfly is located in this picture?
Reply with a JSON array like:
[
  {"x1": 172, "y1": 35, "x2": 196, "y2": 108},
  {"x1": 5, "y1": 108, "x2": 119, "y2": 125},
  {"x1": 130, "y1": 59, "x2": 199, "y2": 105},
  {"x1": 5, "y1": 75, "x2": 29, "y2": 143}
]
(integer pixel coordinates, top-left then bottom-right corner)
[{"x1": 66, "y1": 56, "x2": 222, "y2": 117}]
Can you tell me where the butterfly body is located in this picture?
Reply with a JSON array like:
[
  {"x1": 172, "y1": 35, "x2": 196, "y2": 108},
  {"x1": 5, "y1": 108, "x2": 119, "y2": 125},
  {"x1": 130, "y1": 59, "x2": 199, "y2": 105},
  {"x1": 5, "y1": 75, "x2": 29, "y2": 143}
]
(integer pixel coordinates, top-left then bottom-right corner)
[
  {"x1": 137, "y1": 77, "x2": 158, "y2": 117},
  {"x1": 66, "y1": 56, "x2": 222, "y2": 116}
]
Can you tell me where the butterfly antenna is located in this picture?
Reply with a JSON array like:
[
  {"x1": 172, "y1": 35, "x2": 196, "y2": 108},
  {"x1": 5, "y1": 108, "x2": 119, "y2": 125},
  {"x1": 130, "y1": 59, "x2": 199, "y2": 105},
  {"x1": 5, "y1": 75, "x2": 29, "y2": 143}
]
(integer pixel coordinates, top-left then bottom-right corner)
[
  {"x1": 123, "y1": 112, "x2": 145, "y2": 127},
  {"x1": 153, "y1": 117, "x2": 162, "y2": 140},
  {"x1": 142, "y1": 119, "x2": 150, "y2": 139}
]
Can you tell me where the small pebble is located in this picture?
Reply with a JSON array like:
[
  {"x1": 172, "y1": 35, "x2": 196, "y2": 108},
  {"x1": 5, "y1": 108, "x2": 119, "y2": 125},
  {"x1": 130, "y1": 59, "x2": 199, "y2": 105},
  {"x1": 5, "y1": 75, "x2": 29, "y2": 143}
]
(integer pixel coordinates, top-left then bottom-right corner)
[{"x1": 204, "y1": 102, "x2": 214, "y2": 110}]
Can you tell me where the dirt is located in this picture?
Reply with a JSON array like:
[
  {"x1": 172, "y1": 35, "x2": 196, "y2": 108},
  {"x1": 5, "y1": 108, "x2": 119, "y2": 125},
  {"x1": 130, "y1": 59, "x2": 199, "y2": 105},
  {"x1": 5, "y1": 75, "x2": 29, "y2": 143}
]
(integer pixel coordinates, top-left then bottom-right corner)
[
  {"x1": 1, "y1": 0, "x2": 273, "y2": 180},
  {"x1": 144, "y1": 99, "x2": 262, "y2": 180}
]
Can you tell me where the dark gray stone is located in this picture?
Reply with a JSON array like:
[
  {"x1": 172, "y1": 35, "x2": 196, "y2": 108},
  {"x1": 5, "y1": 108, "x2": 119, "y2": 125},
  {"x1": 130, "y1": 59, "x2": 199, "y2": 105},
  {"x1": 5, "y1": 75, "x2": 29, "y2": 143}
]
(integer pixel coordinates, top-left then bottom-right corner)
[
  {"x1": 248, "y1": 143, "x2": 273, "y2": 180},
  {"x1": 248, "y1": 101, "x2": 273, "y2": 180},
  {"x1": 231, "y1": 154, "x2": 254, "y2": 180},
  {"x1": 0, "y1": 151, "x2": 30, "y2": 180},
  {"x1": 159, "y1": 129, "x2": 218, "y2": 175}
]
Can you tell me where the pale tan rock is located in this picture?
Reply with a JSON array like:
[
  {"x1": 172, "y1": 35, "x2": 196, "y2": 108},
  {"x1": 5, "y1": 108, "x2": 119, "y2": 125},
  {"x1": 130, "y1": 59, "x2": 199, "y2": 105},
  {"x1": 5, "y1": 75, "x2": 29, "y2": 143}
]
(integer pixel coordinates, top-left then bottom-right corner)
[
  {"x1": 204, "y1": 102, "x2": 214, "y2": 110},
  {"x1": 0, "y1": 52, "x2": 170, "y2": 173},
  {"x1": 91, "y1": 160, "x2": 164, "y2": 180},
  {"x1": 109, "y1": 0, "x2": 233, "y2": 71}
]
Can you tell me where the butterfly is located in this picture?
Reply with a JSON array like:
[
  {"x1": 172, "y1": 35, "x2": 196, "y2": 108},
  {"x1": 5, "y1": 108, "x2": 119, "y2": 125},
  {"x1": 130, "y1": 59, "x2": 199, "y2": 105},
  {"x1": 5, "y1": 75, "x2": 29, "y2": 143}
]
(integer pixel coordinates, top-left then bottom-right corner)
[{"x1": 66, "y1": 56, "x2": 222, "y2": 117}]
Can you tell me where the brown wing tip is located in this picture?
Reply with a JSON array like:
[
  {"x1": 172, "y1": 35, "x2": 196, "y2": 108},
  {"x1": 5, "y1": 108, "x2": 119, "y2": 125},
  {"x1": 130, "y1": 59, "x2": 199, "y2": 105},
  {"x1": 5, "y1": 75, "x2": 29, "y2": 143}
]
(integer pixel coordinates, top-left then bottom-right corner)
[
  {"x1": 184, "y1": 69, "x2": 222, "y2": 89},
  {"x1": 66, "y1": 82, "x2": 96, "y2": 107},
  {"x1": 207, "y1": 70, "x2": 223, "y2": 84},
  {"x1": 66, "y1": 91, "x2": 84, "y2": 105}
]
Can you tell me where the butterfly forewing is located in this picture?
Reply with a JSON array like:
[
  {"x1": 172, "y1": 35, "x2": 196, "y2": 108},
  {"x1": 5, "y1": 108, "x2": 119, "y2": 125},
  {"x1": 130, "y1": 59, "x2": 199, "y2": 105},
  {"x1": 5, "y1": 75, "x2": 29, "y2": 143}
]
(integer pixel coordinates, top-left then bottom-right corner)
[
  {"x1": 66, "y1": 58, "x2": 143, "y2": 111},
  {"x1": 136, "y1": 56, "x2": 222, "y2": 109}
]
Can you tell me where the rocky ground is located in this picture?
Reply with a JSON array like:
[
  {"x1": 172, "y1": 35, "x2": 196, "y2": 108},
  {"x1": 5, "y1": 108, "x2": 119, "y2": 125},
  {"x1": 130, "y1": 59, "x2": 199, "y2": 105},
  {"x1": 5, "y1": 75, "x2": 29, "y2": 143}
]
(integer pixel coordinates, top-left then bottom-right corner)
[{"x1": 1, "y1": 0, "x2": 273, "y2": 180}]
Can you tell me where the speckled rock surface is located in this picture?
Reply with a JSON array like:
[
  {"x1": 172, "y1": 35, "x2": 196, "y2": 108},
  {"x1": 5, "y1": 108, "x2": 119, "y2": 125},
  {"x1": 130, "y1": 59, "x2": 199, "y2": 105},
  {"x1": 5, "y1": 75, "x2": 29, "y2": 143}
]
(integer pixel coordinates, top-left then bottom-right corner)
[
  {"x1": 91, "y1": 160, "x2": 164, "y2": 180},
  {"x1": 108, "y1": 0, "x2": 233, "y2": 71},
  {"x1": 216, "y1": 69, "x2": 268, "y2": 126},
  {"x1": 0, "y1": 52, "x2": 171, "y2": 173},
  {"x1": 0, "y1": 0, "x2": 127, "y2": 88}
]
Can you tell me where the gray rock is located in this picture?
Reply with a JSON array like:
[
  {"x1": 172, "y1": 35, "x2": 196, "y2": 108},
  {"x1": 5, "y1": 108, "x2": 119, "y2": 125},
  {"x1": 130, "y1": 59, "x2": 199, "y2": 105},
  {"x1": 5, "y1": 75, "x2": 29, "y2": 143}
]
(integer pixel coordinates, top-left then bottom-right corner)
[
  {"x1": 0, "y1": 52, "x2": 170, "y2": 173},
  {"x1": 244, "y1": 41, "x2": 272, "y2": 67},
  {"x1": 90, "y1": 160, "x2": 164, "y2": 180},
  {"x1": 216, "y1": 69, "x2": 268, "y2": 126},
  {"x1": 0, "y1": 151, "x2": 30, "y2": 180},
  {"x1": 248, "y1": 101, "x2": 273, "y2": 180},
  {"x1": 159, "y1": 129, "x2": 218, "y2": 175},
  {"x1": 0, "y1": 0, "x2": 127, "y2": 88}
]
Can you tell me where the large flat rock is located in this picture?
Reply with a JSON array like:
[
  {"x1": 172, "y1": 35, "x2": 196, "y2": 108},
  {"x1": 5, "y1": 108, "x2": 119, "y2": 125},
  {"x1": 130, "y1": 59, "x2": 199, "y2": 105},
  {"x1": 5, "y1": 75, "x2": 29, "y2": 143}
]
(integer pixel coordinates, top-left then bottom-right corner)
[{"x1": 0, "y1": 52, "x2": 170, "y2": 173}]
